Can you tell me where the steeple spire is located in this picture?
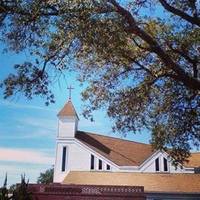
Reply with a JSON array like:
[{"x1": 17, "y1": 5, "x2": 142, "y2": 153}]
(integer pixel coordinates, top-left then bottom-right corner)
[
  {"x1": 67, "y1": 85, "x2": 74, "y2": 100},
  {"x1": 57, "y1": 86, "x2": 79, "y2": 119}
]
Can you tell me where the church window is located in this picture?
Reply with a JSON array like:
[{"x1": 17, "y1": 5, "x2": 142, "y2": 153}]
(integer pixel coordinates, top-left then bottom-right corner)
[
  {"x1": 62, "y1": 147, "x2": 67, "y2": 172},
  {"x1": 163, "y1": 157, "x2": 168, "y2": 172},
  {"x1": 106, "y1": 164, "x2": 111, "y2": 170},
  {"x1": 194, "y1": 167, "x2": 200, "y2": 174},
  {"x1": 90, "y1": 154, "x2": 95, "y2": 170},
  {"x1": 99, "y1": 159, "x2": 102, "y2": 170},
  {"x1": 155, "y1": 158, "x2": 159, "y2": 171}
]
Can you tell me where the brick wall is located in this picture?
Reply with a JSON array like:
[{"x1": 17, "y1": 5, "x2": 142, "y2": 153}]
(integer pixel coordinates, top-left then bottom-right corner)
[{"x1": 28, "y1": 184, "x2": 146, "y2": 200}]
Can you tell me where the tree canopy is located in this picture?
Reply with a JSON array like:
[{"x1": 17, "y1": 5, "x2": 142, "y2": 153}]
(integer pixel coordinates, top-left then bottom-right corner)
[
  {"x1": 0, "y1": 0, "x2": 199, "y2": 164},
  {"x1": 37, "y1": 168, "x2": 53, "y2": 184}
]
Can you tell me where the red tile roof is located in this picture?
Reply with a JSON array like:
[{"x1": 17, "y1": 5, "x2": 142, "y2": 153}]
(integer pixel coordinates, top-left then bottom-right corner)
[
  {"x1": 75, "y1": 131, "x2": 200, "y2": 168},
  {"x1": 76, "y1": 131, "x2": 155, "y2": 166}
]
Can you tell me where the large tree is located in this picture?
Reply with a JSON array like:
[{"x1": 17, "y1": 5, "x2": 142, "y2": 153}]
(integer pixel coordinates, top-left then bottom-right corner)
[
  {"x1": 37, "y1": 168, "x2": 53, "y2": 184},
  {"x1": 0, "y1": 0, "x2": 199, "y2": 164}
]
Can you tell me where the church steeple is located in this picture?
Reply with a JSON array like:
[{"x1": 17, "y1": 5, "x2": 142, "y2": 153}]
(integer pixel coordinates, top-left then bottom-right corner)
[
  {"x1": 58, "y1": 85, "x2": 79, "y2": 118},
  {"x1": 57, "y1": 87, "x2": 79, "y2": 138},
  {"x1": 58, "y1": 100, "x2": 79, "y2": 119}
]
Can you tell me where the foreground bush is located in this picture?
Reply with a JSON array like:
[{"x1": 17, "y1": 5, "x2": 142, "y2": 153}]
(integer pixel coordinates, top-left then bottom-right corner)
[{"x1": 0, "y1": 175, "x2": 32, "y2": 200}]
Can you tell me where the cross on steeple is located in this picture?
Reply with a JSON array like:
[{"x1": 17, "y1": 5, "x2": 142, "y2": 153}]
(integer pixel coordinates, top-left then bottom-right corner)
[{"x1": 67, "y1": 85, "x2": 74, "y2": 100}]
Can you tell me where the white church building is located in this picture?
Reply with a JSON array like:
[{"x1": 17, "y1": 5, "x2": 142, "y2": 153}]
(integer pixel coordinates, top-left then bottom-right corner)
[{"x1": 53, "y1": 99, "x2": 200, "y2": 199}]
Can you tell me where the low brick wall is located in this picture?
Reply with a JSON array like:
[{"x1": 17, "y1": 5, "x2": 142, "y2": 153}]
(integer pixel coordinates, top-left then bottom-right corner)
[{"x1": 28, "y1": 184, "x2": 146, "y2": 200}]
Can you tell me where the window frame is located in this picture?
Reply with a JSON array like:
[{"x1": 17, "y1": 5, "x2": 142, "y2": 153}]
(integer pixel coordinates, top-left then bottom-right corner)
[
  {"x1": 155, "y1": 157, "x2": 160, "y2": 172},
  {"x1": 163, "y1": 157, "x2": 168, "y2": 172},
  {"x1": 61, "y1": 146, "x2": 67, "y2": 172},
  {"x1": 106, "y1": 164, "x2": 111, "y2": 170},
  {"x1": 90, "y1": 154, "x2": 95, "y2": 170},
  {"x1": 98, "y1": 159, "x2": 103, "y2": 170}
]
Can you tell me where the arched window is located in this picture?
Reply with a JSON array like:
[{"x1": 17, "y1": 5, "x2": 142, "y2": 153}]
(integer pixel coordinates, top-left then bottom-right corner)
[
  {"x1": 163, "y1": 157, "x2": 168, "y2": 172},
  {"x1": 90, "y1": 154, "x2": 95, "y2": 170},
  {"x1": 99, "y1": 159, "x2": 102, "y2": 170},
  {"x1": 155, "y1": 158, "x2": 159, "y2": 171},
  {"x1": 61, "y1": 146, "x2": 67, "y2": 172}
]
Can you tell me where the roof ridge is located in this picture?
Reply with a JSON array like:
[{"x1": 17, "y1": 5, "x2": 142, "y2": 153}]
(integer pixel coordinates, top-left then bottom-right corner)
[{"x1": 77, "y1": 130, "x2": 150, "y2": 146}]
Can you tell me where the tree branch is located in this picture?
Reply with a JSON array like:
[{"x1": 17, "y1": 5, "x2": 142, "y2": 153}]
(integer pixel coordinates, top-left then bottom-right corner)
[
  {"x1": 168, "y1": 44, "x2": 199, "y2": 78},
  {"x1": 121, "y1": 51, "x2": 155, "y2": 77},
  {"x1": 158, "y1": 0, "x2": 200, "y2": 27},
  {"x1": 169, "y1": 46, "x2": 197, "y2": 66},
  {"x1": 109, "y1": 0, "x2": 200, "y2": 91}
]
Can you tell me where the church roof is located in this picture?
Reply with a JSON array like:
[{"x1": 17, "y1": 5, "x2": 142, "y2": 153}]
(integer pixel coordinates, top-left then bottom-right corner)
[
  {"x1": 75, "y1": 131, "x2": 200, "y2": 168},
  {"x1": 75, "y1": 131, "x2": 155, "y2": 166},
  {"x1": 185, "y1": 152, "x2": 200, "y2": 168},
  {"x1": 58, "y1": 100, "x2": 79, "y2": 119},
  {"x1": 63, "y1": 171, "x2": 200, "y2": 194}
]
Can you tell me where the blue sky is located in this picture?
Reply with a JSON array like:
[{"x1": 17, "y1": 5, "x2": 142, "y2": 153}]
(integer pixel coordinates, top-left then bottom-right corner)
[{"x1": 0, "y1": 44, "x2": 151, "y2": 186}]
